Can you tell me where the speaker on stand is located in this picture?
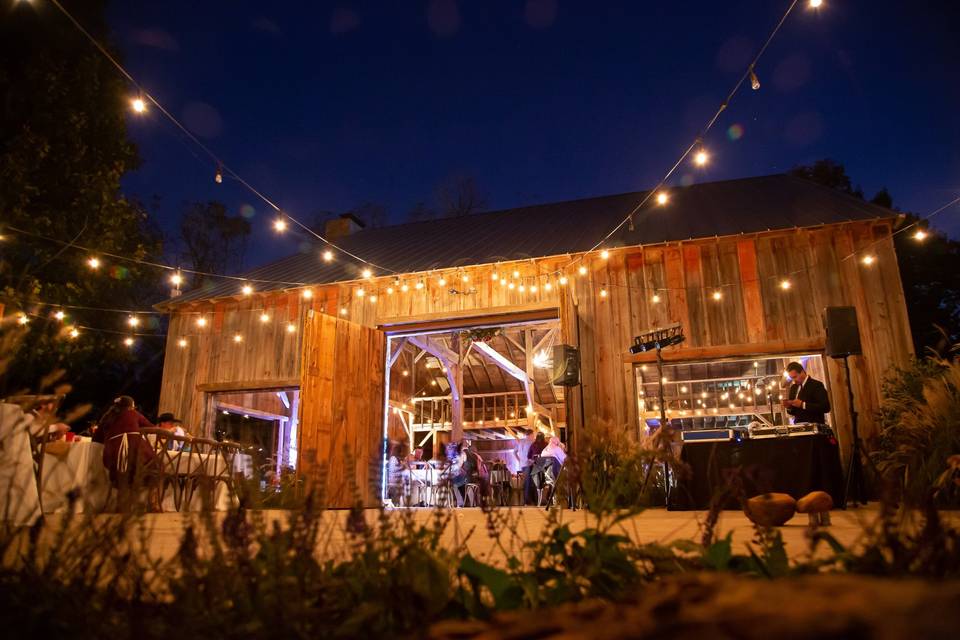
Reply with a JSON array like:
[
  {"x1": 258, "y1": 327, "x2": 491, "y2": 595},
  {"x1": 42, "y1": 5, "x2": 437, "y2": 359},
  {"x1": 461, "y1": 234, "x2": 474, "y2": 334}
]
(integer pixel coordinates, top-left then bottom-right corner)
[{"x1": 824, "y1": 306, "x2": 867, "y2": 507}]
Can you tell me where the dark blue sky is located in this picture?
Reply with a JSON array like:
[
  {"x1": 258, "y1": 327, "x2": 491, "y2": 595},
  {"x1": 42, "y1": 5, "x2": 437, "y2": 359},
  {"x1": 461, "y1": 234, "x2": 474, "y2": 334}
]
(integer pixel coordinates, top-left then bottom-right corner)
[{"x1": 108, "y1": 0, "x2": 960, "y2": 268}]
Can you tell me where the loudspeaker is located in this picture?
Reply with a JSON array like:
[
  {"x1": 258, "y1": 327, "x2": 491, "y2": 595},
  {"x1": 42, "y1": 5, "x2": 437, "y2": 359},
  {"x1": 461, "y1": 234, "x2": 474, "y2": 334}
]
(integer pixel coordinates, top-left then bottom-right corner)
[
  {"x1": 552, "y1": 344, "x2": 580, "y2": 387},
  {"x1": 824, "y1": 306, "x2": 862, "y2": 357}
]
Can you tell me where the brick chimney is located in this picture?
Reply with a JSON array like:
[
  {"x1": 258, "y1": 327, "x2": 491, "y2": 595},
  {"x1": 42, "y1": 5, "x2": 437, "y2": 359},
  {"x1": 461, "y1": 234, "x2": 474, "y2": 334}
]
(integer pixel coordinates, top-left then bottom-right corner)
[{"x1": 324, "y1": 213, "x2": 365, "y2": 241}]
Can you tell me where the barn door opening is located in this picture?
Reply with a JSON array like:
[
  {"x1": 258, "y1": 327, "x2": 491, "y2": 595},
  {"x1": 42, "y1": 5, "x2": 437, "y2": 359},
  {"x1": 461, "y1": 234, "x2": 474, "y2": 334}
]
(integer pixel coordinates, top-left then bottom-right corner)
[{"x1": 298, "y1": 310, "x2": 386, "y2": 508}]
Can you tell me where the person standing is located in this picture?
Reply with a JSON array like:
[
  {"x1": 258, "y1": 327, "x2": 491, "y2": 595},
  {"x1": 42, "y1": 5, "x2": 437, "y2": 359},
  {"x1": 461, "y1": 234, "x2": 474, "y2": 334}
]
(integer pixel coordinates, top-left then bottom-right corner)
[
  {"x1": 97, "y1": 396, "x2": 158, "y2": 510},
  {"x1": 784, "y1": 362, "x2": 831, "y2": 424}
]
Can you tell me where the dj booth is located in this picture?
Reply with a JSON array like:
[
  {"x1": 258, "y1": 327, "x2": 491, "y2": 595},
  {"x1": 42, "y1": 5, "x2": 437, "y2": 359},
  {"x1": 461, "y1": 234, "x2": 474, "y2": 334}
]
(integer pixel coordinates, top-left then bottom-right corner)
[{"x1": 667, "y1": 427, "x2": 845, "y2": 510}]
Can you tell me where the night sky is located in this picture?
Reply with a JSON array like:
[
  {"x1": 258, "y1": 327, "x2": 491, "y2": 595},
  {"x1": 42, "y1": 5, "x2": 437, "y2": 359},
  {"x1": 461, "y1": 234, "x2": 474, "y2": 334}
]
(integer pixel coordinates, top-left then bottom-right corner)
[{"x1": 106, "y1": 0, "x2": 960, "y2": 269}]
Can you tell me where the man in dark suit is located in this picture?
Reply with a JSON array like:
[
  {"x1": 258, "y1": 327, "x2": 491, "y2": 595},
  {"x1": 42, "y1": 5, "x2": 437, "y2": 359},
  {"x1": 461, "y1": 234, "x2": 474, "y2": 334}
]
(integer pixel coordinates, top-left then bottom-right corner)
[{"x1": 784, "y1": 361, "x2": 831, "y2": 424}]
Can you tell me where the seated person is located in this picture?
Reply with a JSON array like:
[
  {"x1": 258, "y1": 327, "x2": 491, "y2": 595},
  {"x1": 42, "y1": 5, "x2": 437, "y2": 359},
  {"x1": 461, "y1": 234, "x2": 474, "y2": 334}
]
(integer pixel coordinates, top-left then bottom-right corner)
[
  {"x1": 522, "y1": 433, "x2": 547, "y2": 505},
  {"x1": 157, "y1": 412, "x2": 187, "y2": 450}
]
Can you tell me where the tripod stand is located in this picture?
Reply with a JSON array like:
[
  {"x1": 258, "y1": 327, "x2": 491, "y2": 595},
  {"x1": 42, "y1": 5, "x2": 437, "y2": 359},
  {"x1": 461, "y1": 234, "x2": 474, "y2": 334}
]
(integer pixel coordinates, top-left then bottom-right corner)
[{"x1": 840, "y1": 354, "x2": 867, "y2": 507}]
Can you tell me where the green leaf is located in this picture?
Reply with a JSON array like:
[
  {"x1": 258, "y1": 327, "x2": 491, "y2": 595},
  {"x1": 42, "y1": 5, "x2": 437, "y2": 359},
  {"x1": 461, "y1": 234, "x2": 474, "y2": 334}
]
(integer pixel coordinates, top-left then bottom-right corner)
[
  {"x1": 703, "y1": 532, "x2": 733, "y2": 570},
  {"x1": 458, "y1": 554, "x2": 524, "y2": 610}
]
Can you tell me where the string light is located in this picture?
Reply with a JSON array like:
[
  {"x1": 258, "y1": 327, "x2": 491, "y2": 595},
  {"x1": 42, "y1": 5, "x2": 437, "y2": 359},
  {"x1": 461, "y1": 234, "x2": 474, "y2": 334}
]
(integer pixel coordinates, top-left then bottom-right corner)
[
  {"x1": 544, "y1": 282, "x2": 552, "y2": 291},
  {"x1": 461, "y1": 274, "x2": 470, "y2": 282},
  {"x1": 357, "y1": 288, "x2": 365, "y2": 297},
  {"x1": 600, "y1": 288, "x2": 608, "y2": 298},
  {"x1": 286, "y1": 322, "x2": 296, "y2": 333},
  {"x1": 513, "y1": 270, "x2": 521, "y2": 279},
  {"x1": 500, "y1": 278, "x2": 507, "y2": 286},
  {"x1": 651, "y1": 293, "x2": 661, "y2": 304},
  {"x1": 170, "y1": 272, "x2": 183, "y2": 286},
  {"x1": 323, "y1": 250, "x2": 334, "y2": 262},
  {"x1": 861, "y1": 255, "x2": 876, "y2": 266},
  {"x1": 694, "y1": 149, "x2": 709, "y2": 166},
  {"x1": 124, "y1": 337, "x2": 135, "y2": 347},
  {"x1": 749, "y1": 66, "x2": 761, "y2": 91},
  {"x1": 530, "y1": 284, "x2": 538, "y2": 293},
  {"x1": 386, "y1": 286, "x2": 394, "y2": 295},
  {"x1": 369, "y1": 295, "x2": 377, "y2": 303},
  {"x1": 559, "y1": 276, "x2": 568, "y2": 286},
  {"x1": 233, "y1": 333, "x2": 243, "y2": 343},
  {"x1": 17, "y1": 314, "x2": 29, "y2": 326},
  {"x1": 780, "y1": 279, "x2": 792, "y2": 290},
  {"x1": 214, "y1": 166, "x2": 223, "y2": 184},
  {"x1": 809, "y1": 0, "x2": 823, "y2": 7},
  {"x1": 913, "y1": 229, "x2": 927, "y2": 241},
  {"x1": 578, "y1": 266, "x2": 588, "y2": 276},
  {"x1": 68, "y1": 327, "x2": 80, "y2": 339},
  {"x1": 259, "y1": 312, "x2": 270, "y2": 323},
  {"x1": 177, "y1": 338, "x2": 187, "y2": 348},
  {"x1": 712, "y1": 290, "x2": 723, "y2": 301},
  {"x1": 196, "y1": 316, "x2": 207, "y2": 328},
  {"x1": 438, "y1": 276, "x2": 447, "y2": 286},
  {"x1": 508, "y1": 282, "x2": 516, "y2": 290},
  {"x1": 415, "y1": 280, "x2": 424, "y2": 290},
  {"x1": 302, "y1": 288, "x2": 313, "y2": 299},
  {"x1": 656, "y1": 192, "x2": 669, "y2": 205},
  {"x1": 273, "y1": 219, "x2": 288, "y2": 232},
  {"x1": 87, "y1": 256, "x2": 101, "y2": 270},
  {"x1": 491, "y1": 272, "x2": 499, "y2": 281},
  {"x1": 362, "y1": 269, "x2": 373, "y2": 279},
  {"x1": 401, "y1": 283, "x2": 409, "y2": 292},
  {"x1": 127, "y1": 315, "x2": 140, "y2": 327},
  {"x1": 600, "y1": 249, "x2": 610, "y2": 259},
  {"x1": 339, "y1": 307, "x2": 347, "y2": 315},
  {"x1": 54, "y1": 310, "x2": 66, "y2": 321},
  {"x1": 130, "y1": 97, "x2": 147, "y2": 114},
  {"x1": 518, "y1": 284, "x2": 526, "y2": 292},
  {"x1": 241, "y1": 284, "x2": 254, "y2": 296}
]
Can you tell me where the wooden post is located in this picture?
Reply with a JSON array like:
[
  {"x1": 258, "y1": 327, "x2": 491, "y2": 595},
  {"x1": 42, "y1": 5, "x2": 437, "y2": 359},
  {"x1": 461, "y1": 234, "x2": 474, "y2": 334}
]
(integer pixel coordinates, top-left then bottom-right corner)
[
  {"x1": 524, "y1": 329, "x2": 538, "y2": 430},
  {"x1": 450, "y1": 334, "x2": 464, "y2": 442}
]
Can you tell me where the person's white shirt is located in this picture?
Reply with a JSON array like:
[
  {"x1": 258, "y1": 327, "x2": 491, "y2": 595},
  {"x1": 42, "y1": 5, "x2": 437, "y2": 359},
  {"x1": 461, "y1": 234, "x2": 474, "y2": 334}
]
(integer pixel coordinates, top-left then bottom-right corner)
[{"x1": 540, "y1": 437, "x2": 567, "y2": 465}]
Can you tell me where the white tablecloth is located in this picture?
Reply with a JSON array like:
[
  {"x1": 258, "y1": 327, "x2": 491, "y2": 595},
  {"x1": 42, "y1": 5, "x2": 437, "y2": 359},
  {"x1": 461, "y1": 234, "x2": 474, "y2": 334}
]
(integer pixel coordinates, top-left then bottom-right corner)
[
  {"x1": 159, "y1": 450, "x2": 254, "y2": 512},
  {"x1": 41, "y1": 441, "x2": 110, "y2": 514},
  {"x1": 0, "y1": 403, "x2": 42, "y2": 525}
]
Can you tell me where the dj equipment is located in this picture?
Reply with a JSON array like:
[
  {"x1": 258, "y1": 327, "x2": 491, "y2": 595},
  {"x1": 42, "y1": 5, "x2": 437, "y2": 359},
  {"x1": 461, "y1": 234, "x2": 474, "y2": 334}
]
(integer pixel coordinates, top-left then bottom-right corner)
[
  {"x1": 824, "y1": 306, "x2": 862, "y2": 357},
  {"x1": 681, "y1": 429, "x2": 738, "y2": 443},
  {"x1": 746, "y1": 422, "x2": 829, "y2": 439},
  {"x1": 551, "y1": 344, "x2": 581, "y2": 387}
]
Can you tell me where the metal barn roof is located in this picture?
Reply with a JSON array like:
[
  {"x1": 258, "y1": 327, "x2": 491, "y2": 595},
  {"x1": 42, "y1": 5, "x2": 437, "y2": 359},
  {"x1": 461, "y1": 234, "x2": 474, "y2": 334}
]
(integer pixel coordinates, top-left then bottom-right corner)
[{"x1": 168, "y1": 174, "x2": 893, "y2": 305}]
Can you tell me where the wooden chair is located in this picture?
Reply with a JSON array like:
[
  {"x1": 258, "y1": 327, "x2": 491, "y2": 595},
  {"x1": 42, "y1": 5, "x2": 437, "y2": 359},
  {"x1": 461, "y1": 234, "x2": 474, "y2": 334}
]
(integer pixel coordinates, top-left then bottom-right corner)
[
  {"x1": 216, "y1": 440, "x2": 244, "y2": 506},
  {"x1": 181, "y1": 438, "x2": 218, "y2": 510},
  {"x1": 139, "y1": 428, "x2": 187, "y2": 511},
  {"x1": 8, "y1": 394, "x2": 64, "y2": 514}
]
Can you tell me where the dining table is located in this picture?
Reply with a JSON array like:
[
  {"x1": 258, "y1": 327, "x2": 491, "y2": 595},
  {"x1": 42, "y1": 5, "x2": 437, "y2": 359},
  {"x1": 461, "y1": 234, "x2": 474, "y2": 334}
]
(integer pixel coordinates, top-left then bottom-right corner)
[
  {"x1": 41, "y1": 439, "x2": 111, "y2": 514},
  {"x1": 158, "y1": 448, "x2": 254, "y2": 512}
]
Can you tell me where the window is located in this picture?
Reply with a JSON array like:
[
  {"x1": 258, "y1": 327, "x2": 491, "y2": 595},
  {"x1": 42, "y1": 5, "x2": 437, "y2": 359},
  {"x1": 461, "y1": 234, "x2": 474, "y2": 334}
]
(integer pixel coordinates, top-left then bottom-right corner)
[{"x1": 634, "y1": 354, "x2": 829, "y2": 432}]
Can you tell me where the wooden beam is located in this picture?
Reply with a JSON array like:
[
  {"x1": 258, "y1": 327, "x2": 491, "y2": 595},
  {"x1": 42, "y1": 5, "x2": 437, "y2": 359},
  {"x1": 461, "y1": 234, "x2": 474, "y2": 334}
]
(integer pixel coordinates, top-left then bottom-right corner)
[
  {"x1": 387, "y1": 338, "x2": 408, "y2": 367},
  {"x1": 472, "y1": 340, "x2": 527, "y2": 382},
  {"x1": 216, "y1": 401, "x2": 286, "y2": 422},
  {"x1": 532, "y1": 327, "x2": 559, "y2": 355},
  {"x1": 198, "y1": 378, "x2": 300, "y2": 393},
  {"x1": 378, "y1": 302, "x2": 559, "y2": 333},
  {"x1": 407, "y1": 335, "x2": 458, "y2": 366},
  {"x1": 622, "y1": 337, "x2": 826, "y2": 364}
]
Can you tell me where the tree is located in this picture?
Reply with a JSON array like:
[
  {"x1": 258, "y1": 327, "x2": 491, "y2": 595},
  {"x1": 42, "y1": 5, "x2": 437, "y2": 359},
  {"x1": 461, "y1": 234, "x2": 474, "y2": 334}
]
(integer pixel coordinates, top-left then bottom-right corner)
[
  {"x1": 790, "y1": 160, "x2": 960, "y2": 354},
  {"x1": 0, "y1": 0, "x2": 166, "y2": 415},
  {"x1": 177, "y1": 201, "x2": 251, "y2": 288},
  {"x1": 435, "y1": 174, "x2": 488, "y2": 217}
]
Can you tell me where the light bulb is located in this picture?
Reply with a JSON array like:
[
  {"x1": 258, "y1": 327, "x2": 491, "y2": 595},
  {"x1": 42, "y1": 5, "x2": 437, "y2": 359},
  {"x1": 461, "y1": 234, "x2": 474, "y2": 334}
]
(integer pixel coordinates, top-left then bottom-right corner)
[
  {"x1": 438, "y1": 277, "x2": 447, "y2": 286},
  {"x1": 302, "y1": 289, "x2": 313, "y2": 299},
  {"x1": 274, "y1": 219, "x2": 288, "y2": 233},
  {"x1": 913, "y1": 229, "x2": 927, "y2": 241},
  {"x1": 578, "y1": 266, "x2": 587, "y2": 276},
  {"x1": 544, "y1": 282, "x2": 552, "y2": 291},
  {"x1": 177, "y1": 338, "x2": 187, "y2": 348},
  {"x1": 694, "y1": 149, "x2": 709, "y2": 166},
  {"x1": 124, "y1": 337, "x2": 135, "y2": 347},
  {"x1": 69, "y1": 327, "x2": 80, "y2": 339},
  {"x1": 809, "y1": 0, "x2": 823, "y2": 7},
  {"x1": 17, "y1": 314, "x2": 29, "y2": 326},
  {"x1": 401, "y1": 284, "x2": 409, "y2": 292},
  {"x1": 600, "y1": 249, "x2": 610, "y2": 259},
  {"x1": 241, "y1": 284, "x2": 253, "y2": 296},
  {"x1": 54, "y1": 310, "x2": 66, "y2": 321},
  {"x1": 599, "y1": 288, "x2": 608, "y2": 298},
  {"x1": 415, "y1": 281, "x2": 424, "y2": 290},
  {"x1": 87, "y1": 256, "x2": 101, "y2": 270},
  {"x1": 680, "y1": 385, "x2": 688, "y2": 393},
  {"x1": 519, "y1": 284, "x2": 526, "y2": 292},
  {"x1": 233, "y1": 334, "x2": 243, "y2": 343},
  {"x1": 386, "y1": 287, "x2": 394, "y2": 295},
  {"x1": 196, "y1": 316, "x2": 207, "y2": 327},
  {"x1": 861, "y1": 255, "x2": 875, "y2": 266},
  {"x1": 323, "y1": 250, "x2": 334, "y2": 262},
  {"x1": 712, "y1": 290, "x2": 723, "y2": 301},
  {"x1": 356, "y1": 288, "x2": 365, "y2": 298},
  {"x1": 130, "y1": 97, "x2": 147, "y2": 113},
  {"x1": 128, "y1": 316, "x2": 140, "y2": 327},
  {"x1": 656, "y1": 192, "x2": 669, "y2": 205},
  {"x1": 362, "y1": 268, "x2": 373, "y2": 279},
  {"x1": 651, "y1": 293, "x2": 661, "y2": 304},
  {"x1": 260, "y1": 313, "x2": 270, "y2": 323},
  {"x1": 215, "y1": 168, "x2": 223, "y2": 184},
  {"x1": 508, "y1": 282, "x2": 515, "y2": 290},
  {"x1": 461, "y1": 274, "x2": 469, "y2": 282},
  {"x1": 286, "y1": 323, "x2": 296, "y2": 333},
  {"x1": 559, "y1": 276, "x2": 568, "y2": 286},
  {"x1": 530, "y1": 284, "x2": 538, "y2": 293},
  {"x1": 339, "y1": 307, "x2": 347, "y2": 315},
  {"x1": 780, "y1": 279, "x2": 792, "y2": 290},
  {"x1": 500, "y1": 278, "x2": 507, "y2": 286},
  {"x1": 513, "y1": 270, "x2": 520, "y2": 278},
  {"x1": 369, "y1": 295, "x2": 377, "y2": 303},
  {"x1": 491, "y1": 272, "x2": 499, "y2": 281},
  {"x1": 170, "y1": 272, "x2": 183, "y2": 286}
]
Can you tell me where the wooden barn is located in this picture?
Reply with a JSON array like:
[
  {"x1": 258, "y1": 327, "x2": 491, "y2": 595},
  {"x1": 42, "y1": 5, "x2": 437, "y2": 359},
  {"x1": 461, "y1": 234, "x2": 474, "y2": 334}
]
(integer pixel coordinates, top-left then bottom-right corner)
[{"x1": 156, "y1": 175, "x2": 914, "y2": 506}]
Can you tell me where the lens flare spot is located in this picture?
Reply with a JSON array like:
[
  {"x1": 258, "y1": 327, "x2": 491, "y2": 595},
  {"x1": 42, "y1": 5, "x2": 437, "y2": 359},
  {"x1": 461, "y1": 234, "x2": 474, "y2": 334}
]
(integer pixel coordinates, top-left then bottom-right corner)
[{"x1": 727, "y1": 123, "x2": 745, "y2": 140}]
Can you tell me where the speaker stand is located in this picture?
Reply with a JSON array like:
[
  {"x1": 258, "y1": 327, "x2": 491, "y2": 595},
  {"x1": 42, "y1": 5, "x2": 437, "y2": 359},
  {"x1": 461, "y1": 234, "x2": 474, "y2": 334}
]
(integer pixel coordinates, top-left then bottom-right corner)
[{"x1": 841, "y1": 354, "x2": 867, "y2": 507}]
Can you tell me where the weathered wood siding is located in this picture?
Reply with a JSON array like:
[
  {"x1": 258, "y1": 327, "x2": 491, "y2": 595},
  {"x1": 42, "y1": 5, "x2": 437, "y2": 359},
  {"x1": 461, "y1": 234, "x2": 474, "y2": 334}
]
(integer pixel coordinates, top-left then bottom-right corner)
[
  {"x1": 158, "y1": 219, "x2": 913, "y2": 468},
  {"x1": 297, "y1": 312, "x2": 385, "y2": 507}
]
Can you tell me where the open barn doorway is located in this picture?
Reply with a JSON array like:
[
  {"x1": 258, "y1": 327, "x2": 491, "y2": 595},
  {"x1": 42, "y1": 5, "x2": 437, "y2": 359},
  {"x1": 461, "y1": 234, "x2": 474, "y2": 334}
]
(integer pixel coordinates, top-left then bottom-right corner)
[
  {"x1": 382, "y1": 317, "x2": 566, "y2": 505},
  {"x1": 211, "y1": 387, "x2": 300, "y2": 488}
]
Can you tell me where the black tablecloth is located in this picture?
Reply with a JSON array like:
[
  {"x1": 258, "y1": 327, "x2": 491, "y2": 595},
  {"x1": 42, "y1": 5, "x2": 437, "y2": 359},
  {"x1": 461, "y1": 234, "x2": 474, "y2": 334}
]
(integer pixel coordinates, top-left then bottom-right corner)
[{"x1": 667, "y1": 434, "x2": 844, "y2": 510}]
